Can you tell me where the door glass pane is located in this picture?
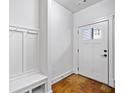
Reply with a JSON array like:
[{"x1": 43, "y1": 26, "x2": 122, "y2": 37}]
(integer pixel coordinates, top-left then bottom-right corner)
[
  {"x1": 93, "y1": 28, "x2": 102, "y2": 39},
  {"x1": 79, "y1": 28, "x2": 93, "y2": 40}
]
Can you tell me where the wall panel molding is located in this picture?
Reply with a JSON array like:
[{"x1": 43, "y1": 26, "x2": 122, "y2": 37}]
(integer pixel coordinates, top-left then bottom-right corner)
[
  {"x1": 9, "y1": 25, "x2": 40, "y2": 79},
  {"x1": 9, "y1": 25, "x2": 39, "y2": 34}
]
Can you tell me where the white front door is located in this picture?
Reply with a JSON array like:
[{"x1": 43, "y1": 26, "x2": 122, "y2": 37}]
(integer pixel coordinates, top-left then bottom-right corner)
[{"x1": 79, "y1": 21, "x2": 109, "y2": 84}]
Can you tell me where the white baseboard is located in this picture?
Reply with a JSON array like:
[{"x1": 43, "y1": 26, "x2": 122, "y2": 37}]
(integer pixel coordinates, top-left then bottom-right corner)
[
  {"x1": 51, "y1": 70, "x2": 73, "y2": 85},
  {"x1": 109, "y1": 79, "x2": 115, "y2": 88},
  {"x1": 47, "y1": 89, "x2": 53, "y2": 93}
]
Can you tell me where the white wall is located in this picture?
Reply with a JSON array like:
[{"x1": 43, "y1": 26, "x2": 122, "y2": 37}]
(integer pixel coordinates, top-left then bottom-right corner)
[
  {"x1": 74, "y1": 0, "x2": 114, "y2": 25},
  {"x1": 73, "y1": 0, "x2": 114, "y2": 87},
  {"x1": 51, "y1": 0, "x2": 73, "y2": 82},
  {"x1": 9, "y1": 0, "x2": 39, "y2": 29}
]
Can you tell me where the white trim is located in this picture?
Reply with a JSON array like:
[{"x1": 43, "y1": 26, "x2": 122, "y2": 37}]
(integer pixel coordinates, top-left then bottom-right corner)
[
  {"x1": 108, "y1": 15, "x2": 115, "y2": 88},
  {"x1": 51, "y1": 70, "x2": 73, "y2": 84},
  {"x1": 9, "y1": 25, "x2": 39, "y2": 34},
  {"x1": 10, "y1": 70, "x2": 40, "y2": 81},
  {"x1": 77, "y1": 14, "x2": 114, "y2": 28},
  {"x1": 9, "y1": 25, "x2": 40, "y2": 31},
  {"x1": 47, "y1": 90, "x2": 53, "y2": 93}
]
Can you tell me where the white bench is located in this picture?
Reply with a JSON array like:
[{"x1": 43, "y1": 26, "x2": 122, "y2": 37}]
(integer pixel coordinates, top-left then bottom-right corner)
[{"x1": 10, "y1": 74, "x2": 48, "y2": 93}]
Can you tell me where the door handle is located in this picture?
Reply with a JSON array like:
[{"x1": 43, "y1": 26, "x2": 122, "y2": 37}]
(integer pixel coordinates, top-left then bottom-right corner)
[
  {"x1": 101, "y1": 54, "x2": 107, "y2": 57},
  {"x1": 103, "y1": 54, "x2": 107, "y2": 57}
]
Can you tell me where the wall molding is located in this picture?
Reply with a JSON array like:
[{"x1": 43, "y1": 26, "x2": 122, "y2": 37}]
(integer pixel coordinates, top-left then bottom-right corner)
[
  {"x1": 47, "y1": 90, "x2": 53, "y2": 93},
  {"x1": 9, "y1": 25, "x2": 39, "y2": 34},
  {"x1": 9, "y1": 25, "x2": 40, "y2": 80},
  {"x1": 51, "y1": 70, "x2": 73, "y2": 85},
  {"x1": 10, "y1": 70, "x2": 40, "y2": 81}
]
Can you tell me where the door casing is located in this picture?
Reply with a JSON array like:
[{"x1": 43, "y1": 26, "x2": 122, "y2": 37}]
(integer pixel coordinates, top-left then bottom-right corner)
[{"x1": 76, "y1": 15, "x2": 115, "y2": 87}]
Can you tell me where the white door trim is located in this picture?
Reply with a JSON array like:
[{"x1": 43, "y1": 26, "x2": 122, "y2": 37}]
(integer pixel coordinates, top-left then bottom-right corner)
[{"x1": 76, "y1": 14, "x2": 115, "y2": 87}]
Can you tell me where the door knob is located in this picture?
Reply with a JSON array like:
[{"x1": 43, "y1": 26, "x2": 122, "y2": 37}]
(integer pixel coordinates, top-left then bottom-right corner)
[
  {"x1": 101, "y1": 54, "x2": 107, "y2": 57},
  {"x1": 103, "y1": 54, "x2": 107, "y2": 57}
]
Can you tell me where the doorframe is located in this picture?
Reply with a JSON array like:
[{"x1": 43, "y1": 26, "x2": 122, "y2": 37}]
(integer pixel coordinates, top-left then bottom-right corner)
[{"x1": 75, "y1": 14, "x2": 115, "y2": 87}]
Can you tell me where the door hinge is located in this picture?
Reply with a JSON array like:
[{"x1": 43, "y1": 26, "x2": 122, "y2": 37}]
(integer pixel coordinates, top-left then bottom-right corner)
[
  {"x1": 114, "y1": 79, "x2": 115, "y2": 84},
  {"x1": 77, "y1": 49, "x2": 79, "y2": 53},
  {"x1": 77, "y1": 67, "x2": 79, "y2": 71},
  {"x1": 77, "y1": 30, "x2": 79, "y2": 35},
  {"x1": 113, "y1": 15, "x2": 115, "y2": 20}
]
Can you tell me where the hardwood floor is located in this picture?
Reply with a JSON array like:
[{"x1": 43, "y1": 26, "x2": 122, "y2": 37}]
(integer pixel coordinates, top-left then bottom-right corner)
[{"x1": 52, "y1": 74, "x2": 115, "y2": 93}]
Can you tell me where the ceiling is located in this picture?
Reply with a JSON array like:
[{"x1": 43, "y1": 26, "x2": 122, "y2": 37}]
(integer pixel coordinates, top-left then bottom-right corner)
[{"x1": 54, "y1": 0, "x2": 103, "y2": 13}]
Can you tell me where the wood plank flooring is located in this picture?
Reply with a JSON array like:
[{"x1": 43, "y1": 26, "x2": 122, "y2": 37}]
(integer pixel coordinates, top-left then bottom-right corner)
[{"x1": 52, "y1": 74, "x2": 115, "y2": 93}]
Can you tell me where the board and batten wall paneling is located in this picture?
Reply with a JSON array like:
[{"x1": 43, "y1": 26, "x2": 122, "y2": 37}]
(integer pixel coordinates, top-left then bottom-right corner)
[
  {"x1": 9, "y1": 26, "x2": 39, "y2": 78},
  {"x1": 9, "y1": 31, "x2": 23, "y2": 77},
  {"x1": 9, "y1": 0, "x2": 40, "y2": 78},
  {"x1": 24, "y1": 33, "x2": 38, "y2": 72}
]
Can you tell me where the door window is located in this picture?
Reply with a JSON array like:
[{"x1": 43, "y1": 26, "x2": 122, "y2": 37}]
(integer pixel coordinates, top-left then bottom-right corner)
[{"x1": 81, "y1": 28, "x2": 93, "y2": 40}]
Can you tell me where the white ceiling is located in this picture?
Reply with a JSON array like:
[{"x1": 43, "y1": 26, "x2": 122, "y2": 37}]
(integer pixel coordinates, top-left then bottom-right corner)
[{"x1": 54, "y1": 0, "x2": 103, "y2": 13}]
